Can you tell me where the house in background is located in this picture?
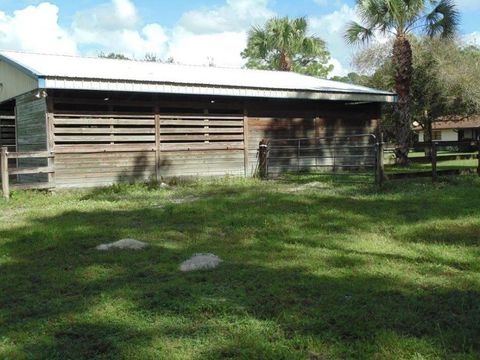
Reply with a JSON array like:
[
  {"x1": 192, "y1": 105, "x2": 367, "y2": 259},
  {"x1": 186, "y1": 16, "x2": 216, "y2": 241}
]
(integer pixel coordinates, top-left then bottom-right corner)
[
  {"x1": 415, "y1": 117, "x2": 480, "y2": 143},
  {"x1": 0, "y1": 50, "x2": 395, "y2": 189}
]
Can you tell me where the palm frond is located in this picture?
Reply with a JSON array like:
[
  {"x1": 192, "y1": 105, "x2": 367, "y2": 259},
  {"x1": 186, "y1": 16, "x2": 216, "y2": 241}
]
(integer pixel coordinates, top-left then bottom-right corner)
[
  {"x1": 357, "y1": 0, "x2": 390, "y2": 29},
  {"x1": 345, "y1": 21, "x2": 376, "y2": 45},
  {"x1": 425, "y1": 0, "x2": 459, "y2": 39}
]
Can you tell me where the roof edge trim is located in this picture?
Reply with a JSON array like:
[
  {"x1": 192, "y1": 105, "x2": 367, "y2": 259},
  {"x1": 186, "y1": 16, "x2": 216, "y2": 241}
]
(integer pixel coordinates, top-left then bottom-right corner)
[
  {"x1": 0, "y1": 53, "x2": 39, "y2": 80},
  {"x1": 43, "y1": 77, "x2": 397, "y2": 103}
]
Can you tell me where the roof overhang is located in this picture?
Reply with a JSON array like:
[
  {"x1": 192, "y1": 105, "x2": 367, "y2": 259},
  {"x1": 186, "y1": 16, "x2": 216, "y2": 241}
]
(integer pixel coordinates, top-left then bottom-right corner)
[{"x1": 41, "y1": 76, "x2": 397, "y2": 103}]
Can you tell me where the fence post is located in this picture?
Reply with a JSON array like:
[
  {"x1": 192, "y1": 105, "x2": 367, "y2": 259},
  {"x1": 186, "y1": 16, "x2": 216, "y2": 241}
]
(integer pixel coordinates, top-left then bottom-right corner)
[
  {"x1": 431, "y1": 141, "x2": 437, "y2": 182},
  {"x1": 297, "y1": 139, "x2": 300, "y2": 172},
  {"x1": 1, "y1": 146, "x2": 9, "y2": 200},
  {"x1": 375, "y1": 139, "x2": 384, "y2": 186},
  {"x1": 258, "y1": 139, "x2": 268, "y2": 179},
  {"x1": 477, "y1": 140, "x2": 480, "y2": 177}
]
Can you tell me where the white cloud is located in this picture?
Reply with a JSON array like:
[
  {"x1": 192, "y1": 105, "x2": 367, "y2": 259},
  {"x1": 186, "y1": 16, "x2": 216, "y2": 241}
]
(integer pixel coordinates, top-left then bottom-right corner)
[
  {"x1": 70, "y1": 0, "x2": 270, "y2": 63},
  {"x1": 310, "y1": 4, "x2": 392, "y2": 75},
  {"x1": 0, "y1": 2, "x2": 77, "y2": 55},
  {"x1": 179, "y1": 0, "x2": 274, "y2": 34},
  {"x1": 0, "y1": 0, "x2": 373, "y2": 76},
  {"x1": 72, "y1": 0, "x2": 168, "y2": 58},
  {"x1": 165, "y1": 0, "x2": 275, "y2": 67},
  {"x1": 310, "y1": 5, "x2": 359, "y2": 74},
  {"x1": 168, "y1": 28, "x2": 247, "y2": 67},
  {"x1": 328, "y1": 58, "x2": 348, "y2": 77},
  {"x1": 463, "y1": 31, "x2": 480, "y2": 46},
  {"x1": 74, "y1": 0, "x2": 138, "y2": 32}
]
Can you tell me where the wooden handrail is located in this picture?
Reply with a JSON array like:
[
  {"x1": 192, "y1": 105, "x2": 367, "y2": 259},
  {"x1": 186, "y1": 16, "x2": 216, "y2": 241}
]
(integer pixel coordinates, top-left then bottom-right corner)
[
  {"x1": 1, "y1": 146, "x2": 55, "y2": 200},
  {"x1": 7, "y1": 151, "x2": 54, "y2": 159}
]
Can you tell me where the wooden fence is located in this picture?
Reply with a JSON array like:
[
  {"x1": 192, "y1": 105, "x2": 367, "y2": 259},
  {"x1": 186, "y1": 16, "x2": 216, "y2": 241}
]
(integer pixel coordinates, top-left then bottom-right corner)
[
  {"x1": 1, "y1": 146, "x2": 54, "y2": 199},
  {"x1": 430, "y1": 140, "x2": 480, "y2": 181},
  {"x1": 384, "y1": 140, "x2": 480, "y2": 180}
]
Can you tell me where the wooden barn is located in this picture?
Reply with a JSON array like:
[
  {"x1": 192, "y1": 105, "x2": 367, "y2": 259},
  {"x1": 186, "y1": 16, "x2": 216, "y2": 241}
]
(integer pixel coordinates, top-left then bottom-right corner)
[{"x1": 0, "y1": 51, "x2": 395, "y2": 190}]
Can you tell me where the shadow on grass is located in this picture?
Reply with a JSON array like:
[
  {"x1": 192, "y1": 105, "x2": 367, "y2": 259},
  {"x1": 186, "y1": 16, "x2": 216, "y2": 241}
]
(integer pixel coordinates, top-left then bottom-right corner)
[{"x1": 1, "y1": 179, "x2": 480, "y2": 358}]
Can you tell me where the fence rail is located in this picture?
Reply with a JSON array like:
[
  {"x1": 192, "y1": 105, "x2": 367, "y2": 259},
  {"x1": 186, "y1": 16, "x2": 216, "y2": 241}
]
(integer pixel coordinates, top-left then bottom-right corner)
[
  {"x1": 385, "y1": 140, "x2": 480, "y2": 180},
  {"x1": 1, "y1": 146, "x2": 55, "y2": 200}
]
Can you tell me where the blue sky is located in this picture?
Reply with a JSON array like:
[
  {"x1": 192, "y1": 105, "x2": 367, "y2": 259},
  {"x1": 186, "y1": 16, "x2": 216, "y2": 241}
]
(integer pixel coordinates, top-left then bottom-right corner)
[{"x1": 0, "y1": 0, "x2": 479, "y2": 76}]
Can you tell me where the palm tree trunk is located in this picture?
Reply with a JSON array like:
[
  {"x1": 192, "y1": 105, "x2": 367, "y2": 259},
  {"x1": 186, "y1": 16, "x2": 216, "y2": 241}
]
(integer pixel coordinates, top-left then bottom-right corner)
[
  {"x1": 279, "y1": 50, "x2": 293, "y2": 71},
  {"x1": 392, "y1": 34, "x2": 413, "y2": 165},
  {"x1": 423, "y1": 113, "x2": 433, "y2": 158}
]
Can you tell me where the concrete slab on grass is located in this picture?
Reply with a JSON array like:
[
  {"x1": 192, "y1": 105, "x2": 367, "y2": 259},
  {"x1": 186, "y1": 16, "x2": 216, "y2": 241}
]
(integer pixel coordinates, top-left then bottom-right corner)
[
  {"x1": 96, "y1": 239, "x2": 148, "y2": 251},
  {"x1": 180, "y1": 253, "x2": 222, "y2": 272}
]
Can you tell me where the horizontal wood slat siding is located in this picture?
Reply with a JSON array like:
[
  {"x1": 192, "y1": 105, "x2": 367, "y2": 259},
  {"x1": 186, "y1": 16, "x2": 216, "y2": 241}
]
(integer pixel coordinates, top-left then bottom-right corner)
[
  {"x1": 54, "y1": 150, "x2": 244, "y2": 188},
  {"x1": 53, "y1": 113, "x2": 244, "y2": 148},
  {"x1": 159, "y1": 120, "x2": 241, "y2": 126},
  {"x1": 45, "y1": 99, "x2": 380, "y2": 187},
  {"x1": 0, "y1": 115, "x2": 16, "y2": 170},
  {"x1": 52, "y1": 112, "x2": 245, "y2": 187},
  {"x1": 16, "y1": 94, "x2": 48, "y2": 183},
  {"x1": 55, "y1": 135, "x2": 156, "y2": 143}
]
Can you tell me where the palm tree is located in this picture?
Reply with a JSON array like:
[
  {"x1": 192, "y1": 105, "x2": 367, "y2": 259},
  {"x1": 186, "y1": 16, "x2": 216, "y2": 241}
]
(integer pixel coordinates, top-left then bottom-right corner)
[
  {"x1": 345, "y1": 0, "x2": 458, "y2": 165},
  {"x1": 242, "y1": 17, "x2": 331, "y2": 76}
]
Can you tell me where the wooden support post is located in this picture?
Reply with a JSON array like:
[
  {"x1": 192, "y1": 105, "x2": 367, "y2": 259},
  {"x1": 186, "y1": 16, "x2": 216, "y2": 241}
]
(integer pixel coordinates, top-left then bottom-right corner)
[
  {"x1": 1, "y1": 146, "x2": 9, "y2": 200},
  {"x1": 243, "y1": 109, "x2": 249, "y2": 177},
  {"x1": 297, "y1": 139, "x2": 301, "y2": 172},
  {"x1": 477, "y1": 140, "x2": 480, "y2": 177},
  {"x1": 431, "y1": 141, "x2": 437, "y2": 181},
  {"x1": 258, "y1": 139, "x2": 268, "y2": 179},
  {"x1": 204, "y1": 109, "x2": 209, "y2": 144},
  {"x1": 375, "y1": 139, "x2": 384, "y2": 186},
  {"x1": 154, "y1": 106, "x2": 161, "y2": 183},
  {"x1": 46, "y1": 112, "x2": 56, "y2": 189}
]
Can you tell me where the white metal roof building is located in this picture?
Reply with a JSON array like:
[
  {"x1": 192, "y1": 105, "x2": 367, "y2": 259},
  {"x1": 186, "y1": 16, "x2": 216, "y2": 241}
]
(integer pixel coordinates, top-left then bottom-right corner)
[
  {"x1": 0, "y1": 50, "x2": 395, "y2": 104},
  {"x1": 0, "y1": 50, "x2": 393, "y2": 189}
]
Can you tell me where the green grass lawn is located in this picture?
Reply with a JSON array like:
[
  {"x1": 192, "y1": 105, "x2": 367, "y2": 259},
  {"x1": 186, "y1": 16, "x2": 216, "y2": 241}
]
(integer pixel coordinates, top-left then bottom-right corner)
[{"x1": 1, "y1": 176, "x2": 480, "y2": 359}]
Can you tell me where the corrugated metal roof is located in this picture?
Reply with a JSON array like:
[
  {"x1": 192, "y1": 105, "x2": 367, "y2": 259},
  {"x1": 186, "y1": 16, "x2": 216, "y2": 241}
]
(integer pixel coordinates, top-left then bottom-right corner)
[{"x1": 0, "y1": 50, "x2": 396, "y2": 102}]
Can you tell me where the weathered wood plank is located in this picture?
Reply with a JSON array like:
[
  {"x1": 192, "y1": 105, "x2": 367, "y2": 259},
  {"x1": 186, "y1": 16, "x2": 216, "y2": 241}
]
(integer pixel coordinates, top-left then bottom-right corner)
[
  {"x1": 160, "y1": 143, "x2": 244, "y2": 151},
  {"x1": 160, "y1": 134, "x2": 244, "y2": 141},
  {"x1": 54, "y1": 144, "x2": 156, "y2": 153},
  {"x1": 1, "y1": 147, "x2": 9, "y2": 199},
  {"x1": 10, "y1": 182, "x2": 54, "y2": 190},
  {"x1": 160, "y1": 120, "x2": 242, "y2": 126},
  {"x1": 54, "y1": 127, "x2": 156, "y2": 134},
  {"x1": 160, "y1": 127, "x2": 243, "y2": 134},
  {"x1": 9, "y1": 166, "x2": 55, "y2": 175},
  {"x1": 54, "y1": 118, "x2": 155, "y2": 125},
  {"x1": 7, "y1": 151, "x2": 53, "y2": 159},
  {"x1": 159, "y1": 115, "x2": 243, "y2": 120},
  {"x1": 54, "y1": 135, "x2": 156, "y2": 142},
  {"x1": 54, "y1": 113, "x2": 155, "y2": 119},
  {"x1": 243, "y1": 110, "x2": 249, "y2": 177},
  {"x1": 16, "y1": 95, "x2": 48, "y2": 183}
]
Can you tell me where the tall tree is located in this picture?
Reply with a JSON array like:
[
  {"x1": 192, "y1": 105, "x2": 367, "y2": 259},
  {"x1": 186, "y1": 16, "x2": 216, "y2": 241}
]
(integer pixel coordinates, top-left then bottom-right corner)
[
  {"x1": 242, "y1": 17, "x2": 333, "y2": 78},
  {"x1": 353, "y1": 38, "x2": 480, "y2": 153},
  {"x1": 345, "y1": 0, "x2": 459, "y2": 165}
]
